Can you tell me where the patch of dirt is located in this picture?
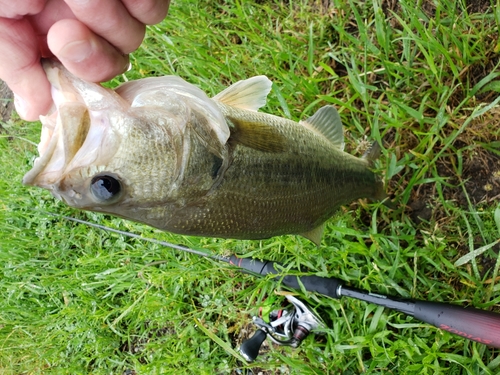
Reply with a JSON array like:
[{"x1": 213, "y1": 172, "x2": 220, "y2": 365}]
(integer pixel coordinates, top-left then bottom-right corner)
[
  {"x1": 453, "y1": 150, "x2": 500, "y2": 206},
  {"x1": 382, "y1": 0, "x2": 492, "y2": 19},
  {"x1": 466, "y1": 0, "x2": 492, "y2": 13},
  {"x1": 409, "y1": 143, "x2": 500, "y2": 279},
  {"x1": 119, "y1": 322, "x2": 177, "y2": 364},
  {"x1": 0, "y1": 79, "x2": 14, "y2": 130},
  {"x1": 407, "y1": 147, "x2": 500, "y2": 224},
  {"x1": 453, "y1": 50, "x2": 500, "y2": 106},
  {"x1": 391, "y1": 102, "x2": 500, "y2": 226},
  {"x1": 479, "y1": 245, "x2": 500, "y2": 280}
]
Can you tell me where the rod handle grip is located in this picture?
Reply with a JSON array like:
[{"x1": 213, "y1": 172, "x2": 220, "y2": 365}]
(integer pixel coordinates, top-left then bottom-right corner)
[
  {"x1": 228, "y1": 255, "x2": 342, "y2": 299},
  {"x1": 414, "y1": 301, "x2": 500, "y2": 348}
]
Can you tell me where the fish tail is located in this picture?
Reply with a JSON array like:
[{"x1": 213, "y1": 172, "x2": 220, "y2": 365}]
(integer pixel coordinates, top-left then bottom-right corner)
[
  {"x1": 373, "y1": 176, "x2": 397, "y2": 209},
  {"x1": 373, "y1": 177, "x2": 395, "y2": 208},
  {"x1": 364, "y1": 141, "x2": 397, "y2": 209}
]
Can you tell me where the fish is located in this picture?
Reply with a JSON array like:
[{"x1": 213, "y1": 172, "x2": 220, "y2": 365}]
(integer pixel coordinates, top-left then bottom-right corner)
[{"x1": 23, "y1": 60, "x2": 387, "y2": 245}]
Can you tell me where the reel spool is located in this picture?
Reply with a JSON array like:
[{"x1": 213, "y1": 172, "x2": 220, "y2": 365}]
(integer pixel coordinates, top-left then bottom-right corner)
[{"x1": 239, "y1": 295, "x2": 326, "y2": 361}]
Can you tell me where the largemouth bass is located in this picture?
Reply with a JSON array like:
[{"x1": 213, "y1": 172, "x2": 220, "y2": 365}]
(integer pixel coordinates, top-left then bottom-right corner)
[{"x1": 23, "y1": 60, "x2": 387, "y2": 245}]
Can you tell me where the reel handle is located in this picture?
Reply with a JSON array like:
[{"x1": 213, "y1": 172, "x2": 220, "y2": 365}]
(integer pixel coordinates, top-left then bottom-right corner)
[{"x1": 239, "y1": 329, "x2": 267, "y2": 362}]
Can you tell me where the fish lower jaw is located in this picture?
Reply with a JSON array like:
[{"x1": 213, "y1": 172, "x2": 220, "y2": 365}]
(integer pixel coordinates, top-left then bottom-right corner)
[
  {"x1": 22, "y1": 115, "x2": 60, "y2": 187},
  {"x1": 23, "y1": 102, "x2": 91, "y2": 188}
]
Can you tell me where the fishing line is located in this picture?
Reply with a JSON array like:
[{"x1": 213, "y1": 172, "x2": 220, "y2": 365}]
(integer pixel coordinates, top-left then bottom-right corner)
[{"x1": 46, "y1": 213, "x2": 223, "y2": 261}]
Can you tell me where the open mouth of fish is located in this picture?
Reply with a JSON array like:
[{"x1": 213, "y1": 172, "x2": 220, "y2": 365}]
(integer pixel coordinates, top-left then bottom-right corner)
[
  {"x1": 23, "y1": 101, "x2": 90, "y2": 187},
  {"x1": 22, "y1": 60, "x2": 123, "y2": 194}
]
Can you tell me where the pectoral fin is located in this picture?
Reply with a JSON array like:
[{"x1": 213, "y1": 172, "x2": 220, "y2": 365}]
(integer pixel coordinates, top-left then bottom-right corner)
[
  {"x1": 228, "y1": 116, "x2": 286, "y2": 153},
  {"x1": 299, "y1": 224, "x2": 324, "y2": 246}
]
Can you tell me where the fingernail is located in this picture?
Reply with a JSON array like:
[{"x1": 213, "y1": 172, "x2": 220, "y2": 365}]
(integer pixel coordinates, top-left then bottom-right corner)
[
  {"x1": 14, "y1": 94, "x2": 28, "y2": 119},
  {"x1": 122, "y1": 57, "x2": 132, "y2": 74},
  {"x1": 58, "y1": 40, "x2": 92, "y2": 63}
]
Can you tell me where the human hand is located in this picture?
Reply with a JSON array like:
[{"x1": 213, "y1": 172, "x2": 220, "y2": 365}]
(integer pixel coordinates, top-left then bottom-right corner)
[{"x1": 0, "y1": 0, "x2": 170, "y2": 121}]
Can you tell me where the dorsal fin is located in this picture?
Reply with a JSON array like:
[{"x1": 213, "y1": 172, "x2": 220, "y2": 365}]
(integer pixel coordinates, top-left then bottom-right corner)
[
  {"x1": 300, "y1": 105, "x2": 344, "y2": 150},
  {"x1": 213, "y1": 76, "x2": 272, "y2": 111}
]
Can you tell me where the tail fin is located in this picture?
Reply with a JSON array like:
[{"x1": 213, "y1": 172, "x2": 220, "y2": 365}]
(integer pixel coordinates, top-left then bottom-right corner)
[
  {"x1": 363, "y1": 141, "x2": 397, "y2": 209},
  {"x1": 374, "y1": 178, "x2": 396, "y2": 209}
]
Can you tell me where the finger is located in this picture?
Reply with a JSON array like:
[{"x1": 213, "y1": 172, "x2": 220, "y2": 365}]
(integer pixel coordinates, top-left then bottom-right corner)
[
  {"x1": 28, "y1": 0, "x2": 75, "y2": 36},
  {"x1": 27, "y1": 0, "x2": 76, "y2": 58},
  {"x1": 0, "y1": 18, "x2": 52, "y2": 121},
  {"x1": 121, "y1": 0, "x2": 171, "y2": 25},
  {"x1": 63, "y1": 0, "x2": 145, "y2": 54},
  {"x1": 0, "y1": 0, "x2": 47, "y2": 18},
  {"x1": 48, "y1": 19, "x2": 130, "y2": 82}
]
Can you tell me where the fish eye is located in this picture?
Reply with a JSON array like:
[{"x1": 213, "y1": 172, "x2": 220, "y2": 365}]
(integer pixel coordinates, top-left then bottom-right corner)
[{"x1": 90, "y1": 175, "x2": 122, "y2": 202}]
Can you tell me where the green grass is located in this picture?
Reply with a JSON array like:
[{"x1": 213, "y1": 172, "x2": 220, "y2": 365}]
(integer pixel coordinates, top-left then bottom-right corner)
[{"x1": 1, "y1": 0, "x2": 500, "y2": 373}]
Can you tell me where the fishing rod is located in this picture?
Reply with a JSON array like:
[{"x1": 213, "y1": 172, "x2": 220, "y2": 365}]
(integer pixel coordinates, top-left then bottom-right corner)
[{"x1": 57, "y1": 215, "x2": 500, "y2": 359}]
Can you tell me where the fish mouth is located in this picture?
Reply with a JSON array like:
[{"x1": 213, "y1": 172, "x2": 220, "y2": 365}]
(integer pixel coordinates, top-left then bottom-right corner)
[
  {"x1": 22, "y1": 60, "x2": 126, "y2": 198},
  {"x1": 23, "y1": 61, "x2": 92, "y2": 191},
  {"x1": 23, "y1": 101, "x2": 91, "y2": 189}
]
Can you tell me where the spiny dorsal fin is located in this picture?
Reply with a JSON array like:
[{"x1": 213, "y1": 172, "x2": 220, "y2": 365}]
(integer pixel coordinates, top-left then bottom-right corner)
[
  {"x1": 213, "y1": 76, "x2": 272, "y2": 112},
  {"x1": 228, "y1": 116, "x2": 286, "y2": 153},
  {"x1": 300, "y1": 105, "x2": 344, "y2": 150},
  {"x1": 299, "y1": 224, "x2": 324, "y2": 247}
]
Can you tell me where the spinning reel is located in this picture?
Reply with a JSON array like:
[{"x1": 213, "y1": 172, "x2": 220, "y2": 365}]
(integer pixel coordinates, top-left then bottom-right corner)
[{"x1": 239, "y1": 295, "x2": 326, "y2": 361}]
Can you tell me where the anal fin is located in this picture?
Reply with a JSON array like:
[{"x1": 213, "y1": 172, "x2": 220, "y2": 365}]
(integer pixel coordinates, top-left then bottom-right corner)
[{"x1": 299, "y1": 224, "x2": 324, "y2": 246}]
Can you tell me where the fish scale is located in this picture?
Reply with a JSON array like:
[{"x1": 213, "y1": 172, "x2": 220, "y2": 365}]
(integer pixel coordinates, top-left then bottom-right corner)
[{"x1": 161, "y1": 102, "x2": 381, "y2": 241}]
